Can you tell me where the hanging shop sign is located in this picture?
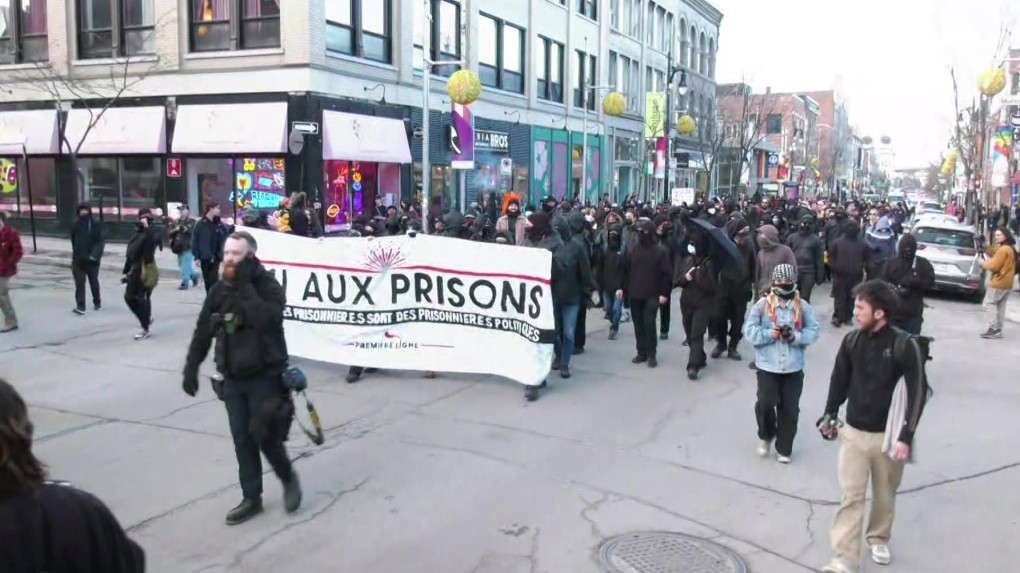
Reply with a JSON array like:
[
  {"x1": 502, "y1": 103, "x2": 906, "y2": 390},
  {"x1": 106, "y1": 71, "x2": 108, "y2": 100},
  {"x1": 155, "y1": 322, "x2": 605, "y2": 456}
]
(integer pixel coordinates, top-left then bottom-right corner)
[{"x1": 474, "y1": 129, "x2": 510, "y2": 152}]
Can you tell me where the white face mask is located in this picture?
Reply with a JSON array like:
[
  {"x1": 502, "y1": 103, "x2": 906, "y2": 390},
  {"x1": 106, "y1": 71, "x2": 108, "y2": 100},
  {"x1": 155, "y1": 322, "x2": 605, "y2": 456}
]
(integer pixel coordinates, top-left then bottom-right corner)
[{"x1": 687, "y1": 244, "x2": 697, "y2": 255}]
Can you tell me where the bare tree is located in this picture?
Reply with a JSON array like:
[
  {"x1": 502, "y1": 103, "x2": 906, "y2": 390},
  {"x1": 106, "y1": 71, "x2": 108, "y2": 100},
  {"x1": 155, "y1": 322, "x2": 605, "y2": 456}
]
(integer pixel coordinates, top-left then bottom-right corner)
[
  {"x1": 716, "y1": 81, "x2": 780, "y2": 196},
  {"x1": 819, "y1": 132, "x2": 852, "y2": 194},
  {"x1": 693, "y1": 114, "x2": 726, "y2": 195}
]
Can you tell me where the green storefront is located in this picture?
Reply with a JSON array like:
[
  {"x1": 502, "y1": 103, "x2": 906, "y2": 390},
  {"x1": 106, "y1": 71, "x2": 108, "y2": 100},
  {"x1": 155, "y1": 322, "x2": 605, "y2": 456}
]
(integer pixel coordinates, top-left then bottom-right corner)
[{"x1": 529, "y1": 128, "x2": 604, "y2": 206}]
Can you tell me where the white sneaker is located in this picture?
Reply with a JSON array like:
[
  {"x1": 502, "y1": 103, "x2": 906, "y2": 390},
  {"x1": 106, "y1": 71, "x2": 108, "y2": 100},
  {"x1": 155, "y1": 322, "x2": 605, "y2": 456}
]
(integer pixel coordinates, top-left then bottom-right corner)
[
  {"x1": 870, "y1": 544, "x2": 891, "y2": 565},
  {"x1": 777, "y1": 454, "x2": 792, "y2": 464},
  {"x1": 757, "y1": 440, "x2": 770, "y2": 457},
  {"x1": 820, "y1": 559, "x2": 856, "y2": 573}
]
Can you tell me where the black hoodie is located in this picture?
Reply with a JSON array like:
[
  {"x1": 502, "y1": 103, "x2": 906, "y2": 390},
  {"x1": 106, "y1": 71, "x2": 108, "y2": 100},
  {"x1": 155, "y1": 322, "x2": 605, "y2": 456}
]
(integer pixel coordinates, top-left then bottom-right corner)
[
  {"x1": 880, "y1": 234, "x2": 935, "y2": 322},
  {"x1": 70, "y1": 204, "x2": 105, "y2": 263}
]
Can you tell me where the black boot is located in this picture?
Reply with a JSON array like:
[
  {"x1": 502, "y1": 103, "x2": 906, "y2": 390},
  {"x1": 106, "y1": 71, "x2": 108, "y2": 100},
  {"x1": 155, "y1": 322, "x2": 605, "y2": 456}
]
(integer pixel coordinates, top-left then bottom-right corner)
[
  {"x1": 727, "y1": 347, "x2": 742, "y2": 361},
  {"x1": 283, "y1": 472, "x2": 302, "y2": 513},
  {"x1": 225, "y1": 498, "x2": 263, "y2": 525},
  {"x1": 525, "y1": 381, "x2": 545, "y2": 402},
  {"x1": 647, "y1": 355, "x2": 658, "y2": 368},
  {"x1": 631, "y1": 354, "x2": 648, "y2": 364},
  {"x1": 686, "y1": 367, "x2": 699, "y2": 380},
  {"x1": 710, "y1": 342, "x2": 726, "y2": 359}
]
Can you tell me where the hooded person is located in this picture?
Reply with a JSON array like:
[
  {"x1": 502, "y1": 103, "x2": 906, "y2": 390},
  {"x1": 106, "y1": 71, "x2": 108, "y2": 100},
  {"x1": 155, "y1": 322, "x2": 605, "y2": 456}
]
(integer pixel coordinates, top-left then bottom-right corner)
[
  {"x1": 827, "y1": 220, "x2": 869, "y2": 326},
  {"x1": 567, "y1": 210, "x2": 595, "y2": 353},
  {"x1": 864, "y1": 215, "x2": 898, "y2": 280},
  {"x1": 596, "y1": 223, "x2": 627, "y2": 339},
  {"x1": 620, "y1": 218, "x2": 673, "y2": 368},
  {"x1": 495, "y1": 197, "x2": 528, "y2": 246},
  {"x1": 70, "y1": 203, "x2": 105, "y2": 312},
  {"x1": 754, "y1": 224, "x2": 798, "y2": 300},
  {"x1": 652, "y1": 213, "x2": 677, "y2": 340},
  {"x1": 677, "y1": 229, "x2": 719, "y2": 379},
  {"x1": 287, "y1": 192, "x2": 312, "y2": 237},
  {"x1": 879, "y1": 233, "x2": 935, "y2": 335},
  {"x1": 709, "y1": 216, "x2": 756, "y2": 361},
  {"x1": 785, "y1": 215, "x2": 825, "y2": 302},
  {"x1": 441, "y1": 211, "x2": 467, "y2": 239}
]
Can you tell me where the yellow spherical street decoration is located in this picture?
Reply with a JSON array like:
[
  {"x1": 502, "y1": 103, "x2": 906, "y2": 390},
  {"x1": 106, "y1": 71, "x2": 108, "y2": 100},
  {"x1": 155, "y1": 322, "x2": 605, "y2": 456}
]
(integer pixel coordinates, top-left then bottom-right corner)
[
  {"x1": 602, "y1": 92, "x2": 626, "y2": 117},
  {"x1": 676, "y1": 115, "x2": 696, "y2": 136},
  {"x1": 446, "y1": 69, "x2": 482, "y2": 105},
  {"x1": 977, "y1": 68, "x2": 1006, "y2": 97},
  {"x1": 572, "y1": 148, "x2": 581, "y2": 160}
]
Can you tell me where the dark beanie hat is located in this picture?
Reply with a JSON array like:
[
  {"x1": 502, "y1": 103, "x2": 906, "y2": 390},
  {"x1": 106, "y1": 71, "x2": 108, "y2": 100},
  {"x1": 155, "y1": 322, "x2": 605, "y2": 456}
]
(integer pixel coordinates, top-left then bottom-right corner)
[{"x1": 527, "y1": 212, "x2": 549, "y2": 237}]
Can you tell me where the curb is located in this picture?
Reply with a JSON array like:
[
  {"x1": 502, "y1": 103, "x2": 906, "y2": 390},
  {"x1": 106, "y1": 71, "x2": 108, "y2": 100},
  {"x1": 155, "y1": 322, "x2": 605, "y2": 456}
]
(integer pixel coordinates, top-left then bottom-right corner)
[{"x1": 20, "y1": 254, "x2": 180, "y2": 276}]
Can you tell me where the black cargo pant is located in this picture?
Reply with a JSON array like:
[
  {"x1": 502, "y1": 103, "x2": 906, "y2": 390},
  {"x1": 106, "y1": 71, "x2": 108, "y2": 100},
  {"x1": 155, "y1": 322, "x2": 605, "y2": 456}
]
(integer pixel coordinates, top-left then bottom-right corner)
[
  {"x1": 200, "y1": 259, "x2": 221, "y2": 293},
  {"x1": 72, "y1": 261, "x2": 101, "y2": 309},
  {"x1": 659, "y1": 292, "x2": 671, "y2": 335},
  {"x1": 223, "y1": 375, "x2": 294, "y2": 500},
  {"x1": 629, "y1": 297, "x2": 659, "y2": 358},
  {"x1": 685, "y1": 304, "x2": 712, "y2": 369},
  {"x1": 796, "y1": 272, "x2": 816, "y2": 303},
  {"x1": 123, "y1": 272, "x2": 152, "y2": 330},
  {"x1": 831, "y1": 272, "x2": 862, "y2": 323},
  {"x1": 711, "y1": 286, "x2": 749, "y2": 350},
  {"x1": 755, "y1": 370, "x2": 804, "y2": 457}
]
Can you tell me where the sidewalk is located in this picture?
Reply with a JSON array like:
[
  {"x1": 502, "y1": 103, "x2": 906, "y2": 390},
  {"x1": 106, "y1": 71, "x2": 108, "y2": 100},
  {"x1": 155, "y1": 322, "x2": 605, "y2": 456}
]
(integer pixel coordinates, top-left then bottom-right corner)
[{"x1": 19, "y1": 235, "x2": 182, "y2": 276}]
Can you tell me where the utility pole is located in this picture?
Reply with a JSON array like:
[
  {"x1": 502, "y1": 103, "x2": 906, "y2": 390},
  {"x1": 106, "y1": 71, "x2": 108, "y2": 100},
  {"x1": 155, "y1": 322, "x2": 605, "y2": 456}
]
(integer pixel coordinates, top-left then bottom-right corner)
[{"x1": 663, "y1": 50, "x2": 688, "y2": 203}]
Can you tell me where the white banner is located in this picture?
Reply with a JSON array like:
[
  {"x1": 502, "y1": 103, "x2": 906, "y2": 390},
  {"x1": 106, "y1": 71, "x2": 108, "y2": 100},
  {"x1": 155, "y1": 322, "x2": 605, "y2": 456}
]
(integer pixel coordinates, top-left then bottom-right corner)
[{"x1": 245, "y1": 229, "x2": 556, "y2": 386}]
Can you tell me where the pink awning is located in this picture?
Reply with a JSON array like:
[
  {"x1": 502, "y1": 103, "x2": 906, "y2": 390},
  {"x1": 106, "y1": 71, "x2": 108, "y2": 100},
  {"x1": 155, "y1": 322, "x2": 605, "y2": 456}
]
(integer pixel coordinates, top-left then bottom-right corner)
[
  {"x1": 0, "y1": 110, "x2": 59, "y2": 156},
  {"x1": 63, "y1": 107, "x2": 167, "y2": 155}
]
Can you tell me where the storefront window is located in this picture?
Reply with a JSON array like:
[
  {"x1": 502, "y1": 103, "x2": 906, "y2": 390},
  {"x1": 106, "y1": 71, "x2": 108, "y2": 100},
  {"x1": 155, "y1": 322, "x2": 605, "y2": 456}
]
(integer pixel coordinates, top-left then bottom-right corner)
[
  {"x1": 323, "y1": 160, "x2": 378, "y2": 232},
  {"x1": 79, "y1": 157, "x2": 161, "y2": 221},
  {"x1": 232, "y1": 157, "x2": 286, "y2": 218},
  {"x1": 187, "y1": 158, "x2": 233, "y2": 216},
  {"x1": 0, "y1": 157, "x2": 58, "y2": 219}
]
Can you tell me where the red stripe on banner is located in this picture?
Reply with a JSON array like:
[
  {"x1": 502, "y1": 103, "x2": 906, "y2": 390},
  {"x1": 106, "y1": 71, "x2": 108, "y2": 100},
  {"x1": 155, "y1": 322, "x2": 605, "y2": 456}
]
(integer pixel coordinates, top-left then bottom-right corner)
[{"x1": 259, "y1": 260, "x2": 552, "y2": 285}]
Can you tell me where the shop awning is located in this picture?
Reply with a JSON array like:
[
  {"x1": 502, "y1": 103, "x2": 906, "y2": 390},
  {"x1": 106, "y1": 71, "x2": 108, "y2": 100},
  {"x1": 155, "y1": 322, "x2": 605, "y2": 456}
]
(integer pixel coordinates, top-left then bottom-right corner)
[
  {"x1": 64, "y1": 106, "x2": 166, "y2": 155},
  {"x1": 172, "y1": 102, "x2": 288, "y2": 154},
  {"x1": 0, "y1": 110, "x2": 59, "y2": 156},
  {"x1": 323, "y1": 110, "x2": 411, "y2": 164}
]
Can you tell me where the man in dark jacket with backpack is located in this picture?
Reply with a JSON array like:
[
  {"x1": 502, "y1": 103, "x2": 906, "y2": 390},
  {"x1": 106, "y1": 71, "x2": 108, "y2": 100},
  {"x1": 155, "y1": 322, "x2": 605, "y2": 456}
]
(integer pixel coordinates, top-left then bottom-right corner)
[
  {"x1": 70, "y1": 203, "x2": 105, "y2": 314},
  {"x1": 169, "y1": 204, "x2": 199, "y2": 291}
]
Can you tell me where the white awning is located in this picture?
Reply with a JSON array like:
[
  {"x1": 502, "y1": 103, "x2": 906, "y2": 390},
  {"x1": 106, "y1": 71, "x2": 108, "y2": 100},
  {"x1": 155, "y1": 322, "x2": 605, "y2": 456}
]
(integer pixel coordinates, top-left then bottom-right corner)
[
  {"x1": 64, "y1": 107, "x2": 167, "y2": 155},
  {"x1": 172, "y1": 102, "x2": 288, "y2": 154},
  {"x1": 322, "y1": 110, "x2": 411, "y2": 164},
  {"x1": 0, "y1": 110, "x2": 59, "y2": 156}
]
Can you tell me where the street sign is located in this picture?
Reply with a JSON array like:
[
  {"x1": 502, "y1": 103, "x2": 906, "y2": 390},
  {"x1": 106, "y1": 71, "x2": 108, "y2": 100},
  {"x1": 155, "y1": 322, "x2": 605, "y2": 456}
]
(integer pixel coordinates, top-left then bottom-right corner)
[
  {"x1": 291, "y1": 121, "x2": 319, "y2": 135},
  {"x1": 767, "y1": 153, "x2": 779, "y2": 166},
  {"x1": 499, "y1": 157, "x2": 512, "y2": 175},
  {"x1": 288, "y1": 130, "x2": 304, "y2": 155},
  {"x1": 166, "y1": 158, "x2": 181, "y2": 178}
]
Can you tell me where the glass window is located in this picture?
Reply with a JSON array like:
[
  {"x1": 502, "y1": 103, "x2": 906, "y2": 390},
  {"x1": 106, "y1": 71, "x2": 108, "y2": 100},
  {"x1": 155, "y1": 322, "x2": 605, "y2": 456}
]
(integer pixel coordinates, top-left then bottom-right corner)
[
  {"x1": 326, "y1": 0, "x2": 390, "y2": 62},
  {"x1": 587, "y1": 55, "x2": 596, "y2": 111},
  {"x1": 913, "y1": 227, "x2": 973, "y2": 249},
  {"x1": 502, "y1": 24, "x2": 523, "y2": 93},
  {"x1": 663, "y1": 13, "x2": 672, "y2": 51},
  {"x1": 576, "y1": 0, "x2": 596, "y2": 20},
  {"x1": 620, "y1": 0, "x2": 630, "y2": 34},
  {"x1": 0, "y1": 157, "x2": 57, "y2": 219},
  {"x1": 438, "y1": 0, "x2": 458, "y2": 55},
  {"x1": 77, "y1": 0, "x2": 155, "y2": 58},
  {"x1": 325, "y1": 0, "x2": 353, "y2": 55},
  {"x1": 645, "y1": 1, "x2": 653, "y2": 44},
  {"x1": 79, "y1": 157, "x2": 161, "y2": 221},
  {"x1": 0, "y1": 0, "x2": 48, "y2": 63},
  {"x1": 233, "y1": 157, "x2": 286, "y2": 220},
  {"x1": 478, "y1": 15, "x2": 497, "y2": 65},
  {"x1": 538, "y1": 36, "x2": 563, "y2": 103},
  {"x1": 609, "y1": 0, "x2": 617, "y2": 29},
  {"x1": 608, "y1": 51, "x2": 618, "y2": 88},
  {"x1": 122, "y1": 0, "x2": 155, "y2": 55},
  {"x1": 766, "y1": 114, "x2": 782, "y2": 134},
  {"x1": 655, "y1": 7, "x2": 665, "y2": 50},
  {"x1": 189, "y1": 0, "x2": 280, "y2": 53},
  {"x1": 412, "y1": 0, "x2": 424, "y2": 69},
  {"x1": 631, "y1": 0, "x2": 640, "y2": 36},
  {"x1": 629, "y1": 61, "x2": 639, "y2": 108},
  {"x1": 573, "y1": 50, "x2": 584, "y2": 108}
]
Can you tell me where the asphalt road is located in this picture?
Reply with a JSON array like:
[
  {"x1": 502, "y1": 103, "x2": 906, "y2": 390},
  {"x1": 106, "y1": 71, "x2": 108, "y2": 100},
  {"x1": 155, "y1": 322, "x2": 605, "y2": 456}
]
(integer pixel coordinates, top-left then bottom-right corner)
[{"x1": 3, "y1": 262, "x2": 1018, "y2": 573}]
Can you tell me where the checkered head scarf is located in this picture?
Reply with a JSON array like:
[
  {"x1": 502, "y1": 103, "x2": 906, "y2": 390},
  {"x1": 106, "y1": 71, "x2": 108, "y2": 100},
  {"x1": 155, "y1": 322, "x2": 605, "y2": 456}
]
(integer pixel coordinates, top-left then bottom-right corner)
[{"x1": 771, "y1": 263, "x2": 797, "y2": 285}]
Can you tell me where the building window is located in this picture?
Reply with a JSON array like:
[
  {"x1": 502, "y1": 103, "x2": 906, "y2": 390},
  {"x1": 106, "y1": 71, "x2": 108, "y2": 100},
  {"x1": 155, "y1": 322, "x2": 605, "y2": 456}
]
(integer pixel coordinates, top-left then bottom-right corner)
[
  {"x1": 620, "y1": 0, "x2": 631, "y2": 34},
  {"x1": 688, "y1": 26, "x2": 697, "y2": 72},
  {"x1": 0, "y1": 157, "x2": 57, "y2": 219},
  {"x1": 608, "y1": 51, "x2": 618, "y2": 88},
  {"x1": 679, "y1": 21, "x2": 688, "y2": 67},
  {"x1": 645, "y1": 1, "x2": 654, "y2": 44},
  {"x1": 645, "y1": 65, "x2": 652, "y2": 94},
  {"x1": 574, "y1": 51, "x2": 596, "y2": 110},
  {"x1": 79, "y1": 157, "x2": 161, "y2": 221},
  {"x1": 477, "y1": 13, "x2": 524, "y2": 94},
  {"x1": 537, "y1": 36, "x2": 563, "y2": 103},
  {"x1": 0, "y1": 0, "x2": 48, "y2": 63},
  {"x1": 655, "y1": 69, "x2": 664, "y2": 92},
  {"x1": 609, "y1": 0, "x2": 618, "y2": 29},
  {"x1": 663, "y1": 13, "x2": 672, "y2": 52},
  {"x1": 629, "y1": 59, "x2": 638, "y2": 109},
  {"x1": 766, "y1": 114, "x2": 783, "y2": 134},
  {"x1": 576, "y1": 0, "x2": 596, "y2": 20},
  {"x1": 188, "y1": 0, "x2": 281, "y2": 53},
  {"x1": 654, "y1": 6, "x2": 664, "y2": 50},
  {"x1": 326, "y1": 0, "x2": 391, "y2": 63},
  {"x1": 78, "y1": 0, "x2": 157, "y2": 59}
]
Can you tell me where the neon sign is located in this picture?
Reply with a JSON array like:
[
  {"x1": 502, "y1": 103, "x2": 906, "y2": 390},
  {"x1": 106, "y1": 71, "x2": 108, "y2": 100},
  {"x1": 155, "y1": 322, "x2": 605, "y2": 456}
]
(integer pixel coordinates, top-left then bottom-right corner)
[{"x1": 231, "y1": 157, "x2": 285, "y2": 209}]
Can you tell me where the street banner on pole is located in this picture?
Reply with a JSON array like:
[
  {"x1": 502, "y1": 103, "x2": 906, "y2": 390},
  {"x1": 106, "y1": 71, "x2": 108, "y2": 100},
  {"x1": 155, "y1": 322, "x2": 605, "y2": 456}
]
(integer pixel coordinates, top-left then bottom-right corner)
[
  {"x1": 450, "y1": 103, "x2": 474, "y2": 169},
  {"x1": 644, "y1": 92, "x2": 665, "y2": 138},
  {"x1": 248, "y1": 228, "x2": 555, "y2": 386}
]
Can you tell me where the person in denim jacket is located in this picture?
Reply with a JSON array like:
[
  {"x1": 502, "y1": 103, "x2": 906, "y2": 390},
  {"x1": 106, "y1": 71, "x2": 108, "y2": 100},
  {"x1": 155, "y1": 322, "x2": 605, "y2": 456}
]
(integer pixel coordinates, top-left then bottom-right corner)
[{"x1": 743, "y1": 263, "x2": 820, "y2": 463}]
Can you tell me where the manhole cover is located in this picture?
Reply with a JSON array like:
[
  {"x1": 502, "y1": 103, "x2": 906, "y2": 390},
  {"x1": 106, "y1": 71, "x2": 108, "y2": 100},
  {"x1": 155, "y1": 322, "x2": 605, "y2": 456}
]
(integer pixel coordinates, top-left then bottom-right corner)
[{"x1": 598, "y1": 532, "x2": 747, "y2": 573}]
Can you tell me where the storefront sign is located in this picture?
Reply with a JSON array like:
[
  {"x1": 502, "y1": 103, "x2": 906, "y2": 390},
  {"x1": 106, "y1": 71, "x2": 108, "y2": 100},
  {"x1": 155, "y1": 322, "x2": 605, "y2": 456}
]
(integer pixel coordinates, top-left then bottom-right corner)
[
  {"x1": 166, "y1": 158, "x2": 181, "y2": 178},
  {"x1": 474, "y1": 130, "x2": 510, "y2": 152},
  {"x1": 450, "y1": 103, "x2": 475, "y2": 169},
  {"x1": 249, "y1": 228, "x2": 556, "y2": 386}
]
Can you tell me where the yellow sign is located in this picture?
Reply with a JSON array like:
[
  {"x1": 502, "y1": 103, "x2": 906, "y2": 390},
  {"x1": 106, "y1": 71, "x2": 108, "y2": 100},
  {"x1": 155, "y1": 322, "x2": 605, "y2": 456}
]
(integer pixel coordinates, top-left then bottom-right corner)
[
  {"x1": 644, "y1": 92, "x2": 666, "y2": 138},
  {"x1": 0, "y1": 159, "x2": 16, "y2": 195}
]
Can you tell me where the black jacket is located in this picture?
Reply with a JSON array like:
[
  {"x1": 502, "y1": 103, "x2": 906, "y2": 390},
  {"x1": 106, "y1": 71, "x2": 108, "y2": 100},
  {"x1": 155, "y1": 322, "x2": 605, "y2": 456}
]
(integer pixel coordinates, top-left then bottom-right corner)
[
  {"x1": 122, "y1": 226, "x2": 160, "y2": 275},
  {"x1": 597, "y1": 237, "x2": 627, "y2": 293},
  {"x1": 168, "y1": 218, "x2": 196, "y2": 254},
  {"x1": 550, "y1": 233, "x2": 594, "y2": 303},
  {"x1": 881, "y1": 255, "x2": 935, "y2": 321},
  {"x1": 192, "y1": 217, "x2": 228, "y2": 262},
  {"x1": 786, "y1": 230, "x2": 824, "y2": 277},
  {"x1": 623, "y1": 240, "x2": 672, "y2": 300},
  {"x1": 70, "y1": 216, "x2": 105, "y2": 264},
  {"x1": 0, "y1": 483, "x2": 145, "y2": 573},
  {"x1": 828, "y1": 235, "x2": 868, "y2": 277},
  {"x1": 184, "y1": 261, "x2": 289, "y2": 380},
  {"x1": 678, "y1": 257, "x2": 719, "y2": 308}
]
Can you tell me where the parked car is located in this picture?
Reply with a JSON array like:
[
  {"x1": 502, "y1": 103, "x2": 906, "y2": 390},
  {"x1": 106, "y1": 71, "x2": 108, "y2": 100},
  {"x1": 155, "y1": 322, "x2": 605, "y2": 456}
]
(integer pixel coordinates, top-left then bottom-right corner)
[
  {"x1": 904, "y1": 212, "x2": 959, "y2": 233},
  {"x1": 911, "y1": 221, "x2": 985, "y2": 302}
]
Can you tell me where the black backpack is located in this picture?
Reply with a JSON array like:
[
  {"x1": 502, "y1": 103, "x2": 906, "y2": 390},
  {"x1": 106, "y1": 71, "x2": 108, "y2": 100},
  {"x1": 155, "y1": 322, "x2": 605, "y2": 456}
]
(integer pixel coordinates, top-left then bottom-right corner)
[{"x1": 843, "y1": 327, "x2": 934, "y2": 403}]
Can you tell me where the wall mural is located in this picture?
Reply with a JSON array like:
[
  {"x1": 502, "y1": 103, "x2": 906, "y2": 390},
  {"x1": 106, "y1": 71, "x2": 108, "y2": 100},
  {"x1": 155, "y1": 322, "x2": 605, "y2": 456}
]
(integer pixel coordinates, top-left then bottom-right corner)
[
  {"x1": 552, "y1": 142, "x2": 568, "y2": 201},
  {"x1": 532, "y1": 140, "x2": 550, "y2": 200}
]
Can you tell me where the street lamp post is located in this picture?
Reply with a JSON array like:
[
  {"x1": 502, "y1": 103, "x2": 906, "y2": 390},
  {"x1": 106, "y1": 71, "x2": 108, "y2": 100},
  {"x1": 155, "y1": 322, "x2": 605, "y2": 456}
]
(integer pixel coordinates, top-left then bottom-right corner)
[
  {"x1": 663, "y1": 50, "x2": 689, "y2": 203},
  {"x1": 421, "y1": 0, "x2": 467, "y2": 231}
]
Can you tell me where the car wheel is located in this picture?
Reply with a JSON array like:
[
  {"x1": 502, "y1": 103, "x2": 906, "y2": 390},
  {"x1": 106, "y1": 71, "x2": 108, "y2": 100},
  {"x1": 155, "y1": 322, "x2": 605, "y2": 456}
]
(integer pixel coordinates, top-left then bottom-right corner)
[{"x1": 971, "y1": 287, "x2": 986, "y2": 304}]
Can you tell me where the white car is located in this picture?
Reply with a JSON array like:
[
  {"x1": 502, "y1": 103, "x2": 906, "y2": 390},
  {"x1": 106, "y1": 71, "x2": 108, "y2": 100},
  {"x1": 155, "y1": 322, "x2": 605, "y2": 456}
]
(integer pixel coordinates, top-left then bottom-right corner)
[{"x1": 911, "y1": 221, "x2": 985, "y2": 302}]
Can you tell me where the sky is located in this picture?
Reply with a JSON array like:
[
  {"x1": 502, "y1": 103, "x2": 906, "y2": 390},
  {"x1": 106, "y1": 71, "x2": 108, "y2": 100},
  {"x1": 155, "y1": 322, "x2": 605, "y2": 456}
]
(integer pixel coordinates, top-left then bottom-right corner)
[{"x1": 711, "y1": 0, "x2": 1018, "y2": 169}]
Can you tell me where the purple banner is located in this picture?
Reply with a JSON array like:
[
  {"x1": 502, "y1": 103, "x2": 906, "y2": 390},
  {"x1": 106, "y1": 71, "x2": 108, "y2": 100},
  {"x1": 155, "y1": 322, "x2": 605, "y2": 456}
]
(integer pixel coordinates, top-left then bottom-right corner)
[{"x1": 450, "y1": 103, "x2": 474, "y2": 169}]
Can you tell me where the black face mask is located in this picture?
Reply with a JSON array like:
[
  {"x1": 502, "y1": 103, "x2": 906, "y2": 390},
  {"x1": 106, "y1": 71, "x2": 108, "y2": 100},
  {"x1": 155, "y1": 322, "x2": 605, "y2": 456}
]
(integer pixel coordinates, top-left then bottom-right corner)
[
  {"x1": 773, "y1": 284, "x2": 796, "y2": 299},
  {"x1": 542, "y1": 203, "x2": 555, "y2": 213},
  {"x1": 901, "y1": 247, "x2": 916, "y2": 261},
  {"x1": 526, "y1": 229, "x2": 544, "y2": 242},
  {"x1": 638, "y1": 231, "x2": 653, "y2": 245},
  {"x1": 800, "y1": 223, "x2": 811, "y2": 232},
  {"x1": 608, "y1": 233, "x2": 621, "y2": 247}
]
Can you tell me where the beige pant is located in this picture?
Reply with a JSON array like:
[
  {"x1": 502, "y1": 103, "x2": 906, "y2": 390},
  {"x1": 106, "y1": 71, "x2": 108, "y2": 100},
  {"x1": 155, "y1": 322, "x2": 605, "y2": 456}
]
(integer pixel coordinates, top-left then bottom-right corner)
[
  {"x1": 0, "y1": 276, "x2": 15, "y2": 327},
  {"x1": 830, "y1": 424, "x2": 905, "y2": 567},
  {"x1": 983, "y1": 287, "x2": 1010, "y2": 331}
]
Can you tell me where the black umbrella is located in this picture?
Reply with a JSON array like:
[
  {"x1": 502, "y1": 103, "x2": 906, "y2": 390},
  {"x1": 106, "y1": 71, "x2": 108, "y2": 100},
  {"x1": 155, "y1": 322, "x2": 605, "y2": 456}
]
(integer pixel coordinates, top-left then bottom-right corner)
[{"x1": 689, "y1": 216, "x2": 740, "y2": 268}]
